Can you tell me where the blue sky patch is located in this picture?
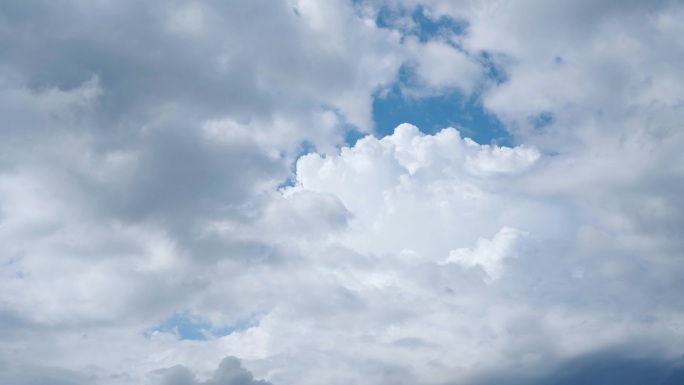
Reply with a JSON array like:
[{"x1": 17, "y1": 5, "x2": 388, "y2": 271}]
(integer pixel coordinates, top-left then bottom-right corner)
[
  {"x1": 351, "y1": 5, "x2": 513, "y2": 148},
  {"x1": 479, "y1": 51, "x2": 509, "y2": 85},
  {"x1": 375, "y1": 5, "x2": 467, "y2": 43},
  {"x1": 145, "y1": 312, "x2": 261, "y2": 341},
  {"x1": 370, "y1": 11, "x2": 512, "y2": 147},
  {"x1": 372, "y1": 80, "x2": 512, "y2": 146}
]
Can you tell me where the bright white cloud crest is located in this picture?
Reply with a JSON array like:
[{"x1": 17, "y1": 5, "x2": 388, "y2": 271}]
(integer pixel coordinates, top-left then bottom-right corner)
[{"x1": 1, "y1": 1, "x2": 684, "y2": 385}]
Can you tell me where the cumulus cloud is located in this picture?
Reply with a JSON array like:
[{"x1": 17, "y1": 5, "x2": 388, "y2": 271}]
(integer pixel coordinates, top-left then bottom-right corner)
[
  {"x1": 290, "y1": 123, "x2": 546, "y2": 258},
  {"x1": 444, "y1": 227, "x2": 528, "y2": 280},
  {"x1": 1, "y1": 1, "x2": 684, "y2": 385},
  {"x1": 154, "y1": 356, "x2": 271, "y2": 385}
]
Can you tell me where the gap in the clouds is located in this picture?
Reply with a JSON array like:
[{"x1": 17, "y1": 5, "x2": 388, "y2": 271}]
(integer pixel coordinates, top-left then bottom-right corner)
[
  {"x1": 277, "y1": 140, "x2": 318, "y2": 190},
  {"x1": 372, "y1": 79, "x2": 512, "y2": 147},
  {"x1": 375, "y1": 5, "x2": 467, "y2": 42},
  {"x1": 277, "y1": 177, "x2": 297, "y2": 190},
  {"x1": 479, "y1": 51, "x2": 509, "y2": 85},
  {"x1": 144, "y1": 312, "x2": 260, "y2": 341},
  {"x1": 369, "y1": 6, "x2": 512, "y2": 147},
  {"x1": 344, "y1": 129, "x2": 368, "y2": 147}
]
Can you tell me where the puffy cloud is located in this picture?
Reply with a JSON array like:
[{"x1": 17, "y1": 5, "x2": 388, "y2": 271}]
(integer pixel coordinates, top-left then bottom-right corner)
[
  {"x1": 403, "y1": 37, "x2": 483, "y2": 96},
  {"x1": 266, "y1": 121, "x2": 683, "y2": 385},
  {"x1": 154, "y1": 356, "x2": 271, "y2": 385},
  {"x1": 1, "y1": 1, "x2": 684, "y2": 385},
  {"x1": 291, "y1": 124, "x2": 547, "y2": 258},
  {"x1": 445, "y1": 227, "x2": 528, "y2": 280}
]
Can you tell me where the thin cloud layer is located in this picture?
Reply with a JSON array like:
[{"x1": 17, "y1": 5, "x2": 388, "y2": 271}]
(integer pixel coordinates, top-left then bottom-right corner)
[{"x1": 1, "y1": 1, "x2": 684, "y2": 385}]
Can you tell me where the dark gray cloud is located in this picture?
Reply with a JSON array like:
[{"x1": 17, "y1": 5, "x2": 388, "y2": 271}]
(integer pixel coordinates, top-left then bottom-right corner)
[
  {"x1": 0, "y1": 1, "x2": 301, "y2": 117},
  {"x1": 0, "y1": 0, "x2": 399, "y2": 267},
  {"x1": 0, "y1": 0, "x2": 402, "y2": 136},
  {"x1": 156, "y1": 356, "x2": 271, "y2": 385},
  {"x1": 458, "y1": 350, "x2": 684, "y2": 385}
]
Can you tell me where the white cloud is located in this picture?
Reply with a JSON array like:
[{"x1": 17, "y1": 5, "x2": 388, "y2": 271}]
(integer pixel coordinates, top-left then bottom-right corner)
[
  {"x1": 290, "y1": 124, "x2": 545, "y2": 258},
  {"x1": 465, "y1": 142, "x2": 540, "y2": 175},
  {"x1": 445, "y1": 227, "x2": 528, "y2": 280},
  {"x1": 403, "y1": 37, "x2": 483, "y2": 95},
  {"x1": 1, "y1": 1, "x2": 684, "y2": 385}
]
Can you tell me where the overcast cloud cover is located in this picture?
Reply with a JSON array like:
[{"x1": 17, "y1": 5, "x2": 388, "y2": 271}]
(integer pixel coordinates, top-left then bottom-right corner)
[{"x1": 1, "y1": 0, "x2": 684, "y2": 384}]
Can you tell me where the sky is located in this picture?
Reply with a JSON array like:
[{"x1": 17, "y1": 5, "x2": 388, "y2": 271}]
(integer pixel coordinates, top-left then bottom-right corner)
[{"x1": 1, "y1": 1, "x2": 684, "y2": 384}]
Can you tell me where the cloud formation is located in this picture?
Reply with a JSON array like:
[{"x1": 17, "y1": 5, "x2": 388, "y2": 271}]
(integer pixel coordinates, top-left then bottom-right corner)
[
  {"x1": 1, "y1": 1, "x2": 684, "y2": 385},
  {"x1": 155, "y1": 357, "x2": 271, "y2": 385}
]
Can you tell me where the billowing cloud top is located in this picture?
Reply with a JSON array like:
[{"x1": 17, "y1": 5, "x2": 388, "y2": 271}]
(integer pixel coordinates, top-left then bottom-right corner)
[{"x1": 1, "y1": 1, "x2": 684, "y2": 385}]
